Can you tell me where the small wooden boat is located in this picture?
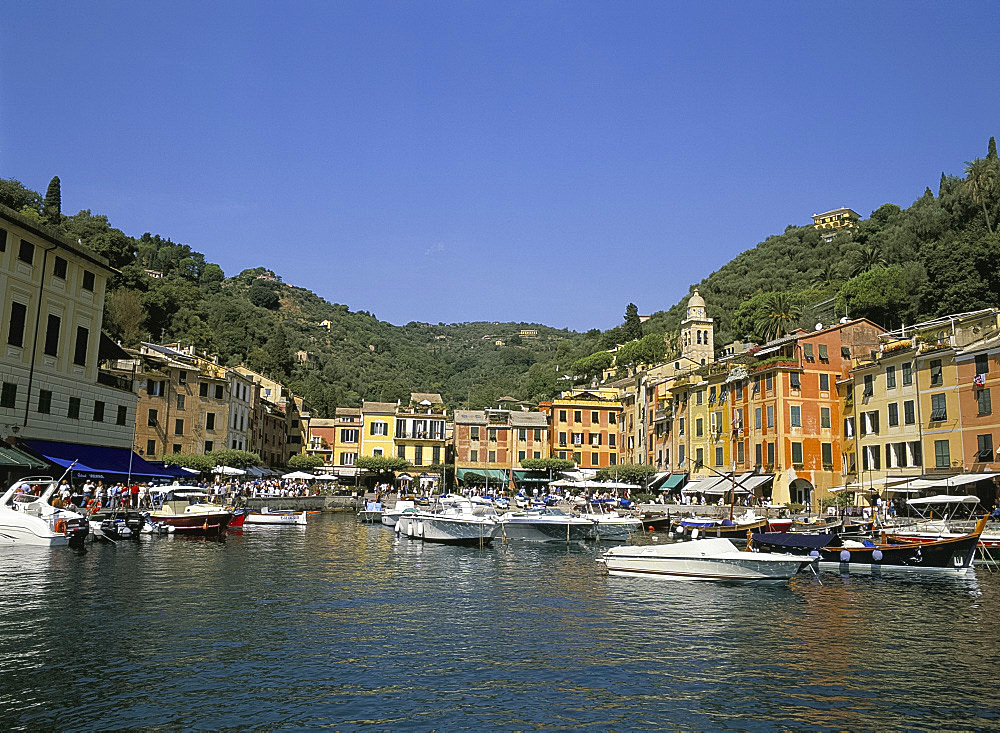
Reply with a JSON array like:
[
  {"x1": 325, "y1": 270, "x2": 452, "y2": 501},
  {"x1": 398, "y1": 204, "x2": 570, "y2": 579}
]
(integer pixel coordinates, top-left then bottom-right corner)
[
  {"x1": 751, "y1": 515, "x2": 988, "y2": 574},
  {"x1": 244, "y1": 507, "x2": 308, "y2": 526},
  {"x1": 147, "y1": 487, "x2": 233, "y2": 535},
  {"x1": 226, "y1": 509, "x2": 247, "y2": 530}
]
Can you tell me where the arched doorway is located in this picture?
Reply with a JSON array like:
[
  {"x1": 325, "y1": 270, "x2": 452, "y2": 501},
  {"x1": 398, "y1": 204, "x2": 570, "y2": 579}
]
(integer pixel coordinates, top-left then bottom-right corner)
[{"x1": 789, "y1": 478, "x2": 814, "y2": 510}]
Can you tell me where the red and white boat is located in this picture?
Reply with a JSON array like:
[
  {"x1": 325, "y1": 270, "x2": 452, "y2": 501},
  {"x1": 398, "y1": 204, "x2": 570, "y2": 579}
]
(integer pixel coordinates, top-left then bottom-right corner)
[{"x1": 148, "y1": 487, "x2": 233, "y2": 535}]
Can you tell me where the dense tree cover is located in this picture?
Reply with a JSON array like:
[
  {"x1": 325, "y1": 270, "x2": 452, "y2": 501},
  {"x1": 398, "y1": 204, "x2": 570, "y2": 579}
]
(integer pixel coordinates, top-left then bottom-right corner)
[
  {"x1": 356, "y1": 455, "x2": 410, "y2": 477},
  {"x1": 639, "y1": 136, "x2": 1000, "y2": 342},
  {"x1": 287, "y1": 454, "x2": 326, "y2": 470},
  {"x1": 595, "y1": 463, "x2": 657, "y2": 484},
  {"x1": 7, "y1": 137, "x2": 998, "y2": 416},
  {"x1": 164, "y1": 449, "x2": 261, "y2": 471},
  {"x1": 520, "y1": 457, "x2": 575, "y2": 471}
]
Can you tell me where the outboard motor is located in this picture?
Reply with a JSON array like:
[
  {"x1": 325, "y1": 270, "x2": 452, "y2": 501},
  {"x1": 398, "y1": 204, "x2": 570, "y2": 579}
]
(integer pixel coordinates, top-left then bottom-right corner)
[
  {"x1": 64, "y1": 516, "x2": 89, "y2": 546},
  {"x1": 125, "y1": 512, "x2": 145, "y2": 537}
]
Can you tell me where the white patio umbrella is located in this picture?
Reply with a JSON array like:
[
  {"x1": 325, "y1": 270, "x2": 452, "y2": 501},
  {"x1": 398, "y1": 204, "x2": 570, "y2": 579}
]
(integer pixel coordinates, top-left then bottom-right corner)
[
  {"x1": 212, "y1": 465, "x2": 246, "y2": 476},
  {"x1": 282, "y1": 470, "x2": 317, "y2": 480}
]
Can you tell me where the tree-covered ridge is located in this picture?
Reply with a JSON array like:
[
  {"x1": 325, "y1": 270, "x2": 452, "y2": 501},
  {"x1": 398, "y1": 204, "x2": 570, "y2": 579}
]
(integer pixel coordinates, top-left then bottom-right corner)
[
  {"x1": 635, "y1": 136, "x2": 1000, "y2": 347},
  {"x1": 0, "y1": 180, "x2": 603, "y2": 413},
  {"x1": 4, "y1": 136, "x2": 997, "y2": 413}
]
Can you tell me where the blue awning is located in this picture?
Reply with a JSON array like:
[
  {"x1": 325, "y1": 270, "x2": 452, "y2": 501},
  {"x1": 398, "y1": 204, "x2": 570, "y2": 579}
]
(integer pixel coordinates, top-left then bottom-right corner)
[{"x1": 22, "y1": 440, "x2": 177, "y2": 481}]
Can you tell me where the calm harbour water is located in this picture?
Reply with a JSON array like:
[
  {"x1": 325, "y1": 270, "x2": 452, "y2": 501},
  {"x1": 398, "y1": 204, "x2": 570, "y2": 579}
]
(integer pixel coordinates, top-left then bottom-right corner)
[{"x1": 2, "y1": 514, "x2": 999, "y2": 732}]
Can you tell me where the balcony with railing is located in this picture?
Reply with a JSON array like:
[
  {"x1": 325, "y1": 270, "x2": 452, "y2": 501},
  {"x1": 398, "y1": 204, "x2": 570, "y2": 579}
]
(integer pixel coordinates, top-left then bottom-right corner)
[{"x1": 98, "y1": 368, "x2": 134, "y2": 392}]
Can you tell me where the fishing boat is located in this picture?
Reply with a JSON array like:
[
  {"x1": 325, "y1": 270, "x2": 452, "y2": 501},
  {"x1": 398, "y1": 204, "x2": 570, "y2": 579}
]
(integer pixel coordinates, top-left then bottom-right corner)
[
  {"x1": 750, "y1": 514, "x2": 988, "y2": 574},
  {"x1": 500, "y1": 506, "x2": 597, "y2": 542},
  {"x1": 577, "y1": 499, "x2": 641, "y2": 541},
  {"x1": 398, "y1": 495, "x2": 501, "y2": 546},
  {"x1": 147, "y1": 487, "x2": 233, "y2": 535},
  {"x1": 0, "y1": 476, "x2": 89, "y2": 547},
  {"x1": 357, "y1": 501, "x2": 383, "y2": 524},
  {"x1": 600, "y1": 537, "x2": 813, "y2": 582},
  {"x1": 884, "y1": 495, "x2": 1000, "y2": 555},
  {"x1": 244, "y1": 507, "x2": 308, "y2": 526},
  {"x1": 674, "y1": 511, "x2": 768, "y2": 539}
]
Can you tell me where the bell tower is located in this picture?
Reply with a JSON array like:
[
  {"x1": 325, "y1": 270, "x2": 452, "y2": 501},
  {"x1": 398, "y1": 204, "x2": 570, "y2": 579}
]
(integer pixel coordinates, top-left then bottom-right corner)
[{"x1": 680, "y1": 290, "x2": 714, "y2": 366}]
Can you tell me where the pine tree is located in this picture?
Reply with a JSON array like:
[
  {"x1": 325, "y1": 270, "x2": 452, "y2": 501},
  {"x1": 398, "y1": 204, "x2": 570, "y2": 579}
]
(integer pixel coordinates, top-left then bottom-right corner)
[
  {"x1": 43, "y1": 176, "x2": 61, "y2": 225},
  {"x1": 623, "y1": 303, "x2": 642, "y2": 342},
  {"x1": 939, "y1": 172, "x2": 948, "y2": 197},
  {"x1": 988, "y1": 136, "x2": 998, "y2": 161}
]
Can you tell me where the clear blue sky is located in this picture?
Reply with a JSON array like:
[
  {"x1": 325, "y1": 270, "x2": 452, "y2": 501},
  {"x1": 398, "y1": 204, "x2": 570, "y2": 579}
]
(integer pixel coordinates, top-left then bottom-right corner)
[{"x1": 3, "y1": 2, "x2": 999, "y2": 331}]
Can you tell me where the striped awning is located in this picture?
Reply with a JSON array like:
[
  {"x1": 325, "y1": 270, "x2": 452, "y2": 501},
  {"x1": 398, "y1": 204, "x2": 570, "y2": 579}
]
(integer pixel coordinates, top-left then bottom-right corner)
[{"x1": 0, "y1": 444, "x2": 48, "y2": 470}]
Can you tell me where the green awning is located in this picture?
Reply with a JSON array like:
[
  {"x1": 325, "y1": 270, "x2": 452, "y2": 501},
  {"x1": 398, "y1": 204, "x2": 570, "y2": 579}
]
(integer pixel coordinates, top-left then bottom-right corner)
[
  {"x1": 0, "y1": 444, "x2": 48, "y2": 469},
  {"x1": 513, "y1": 470, "x2": 550, "y2": 483},
  {"x1": 456, "y1": 468, "x2": 509, "y2": 482},
  {"x1": 661, "y1": 473, "x2": 687, "y2": 490}
]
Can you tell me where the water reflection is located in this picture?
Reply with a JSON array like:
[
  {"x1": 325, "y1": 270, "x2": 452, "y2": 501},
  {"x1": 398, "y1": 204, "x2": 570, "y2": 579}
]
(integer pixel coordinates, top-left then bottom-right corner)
[{"x1": 1, "y1": 515, "x2": 1000, "y2": 730}]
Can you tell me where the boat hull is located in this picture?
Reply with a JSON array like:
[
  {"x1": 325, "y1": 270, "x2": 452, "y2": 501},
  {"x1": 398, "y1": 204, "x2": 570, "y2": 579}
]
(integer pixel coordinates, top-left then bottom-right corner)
[
  {"x1": 604, "y1": 546, "x2": 809, "y2": 582},
  {"x1": 0, "y1": 520, "x2": 69, "y2": 547},
  {"x1": 820, "y1": 533, "x2": 981, "y2": 573},
  {"x1": 501, "y1": 518, "x2": 597, "y2": 542},
  {"x1": 149, "y1": 512, "x2": 233, "y2": 534},
  {"x1": 244, "y1": 511, "x2": 307, "y2": 526},
  {"x1": 592, "y1": 518, "x2": 642, "y2": 541},
  {"x1": 419, "y1": 518, "x2": 502, "y2": 546}
]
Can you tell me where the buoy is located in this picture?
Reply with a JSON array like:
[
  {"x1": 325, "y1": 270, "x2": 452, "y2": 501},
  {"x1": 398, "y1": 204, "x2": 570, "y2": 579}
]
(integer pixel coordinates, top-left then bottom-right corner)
[
  {"x1": 809, "y1": 550, "x2": 820, "y2": 559},
  {"x1": 648, "y1": 525, "x2": 655, "y2": 532},
  {"x1": 840, "y1": 550, "x2": 850, "y2": 563},
  {"x1": 54, "y1": 519, "x2": 67, "y2": 534},
  {"x1": 691, "y1": 528, "x2": 700, "y2": 540},
  {"x1": 872, "y1": 549, "x2": 883, "y2": 562}
]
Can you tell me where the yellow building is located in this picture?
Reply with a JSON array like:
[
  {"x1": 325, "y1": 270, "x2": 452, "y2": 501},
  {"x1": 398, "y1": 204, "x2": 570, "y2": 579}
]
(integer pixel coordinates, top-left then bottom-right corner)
[
  {"x1": 811, "y1": 207, "x2": 859, "y2": 230},
  {"x1": 360, "y1": 401, "x2": 395, "y2": 460}
]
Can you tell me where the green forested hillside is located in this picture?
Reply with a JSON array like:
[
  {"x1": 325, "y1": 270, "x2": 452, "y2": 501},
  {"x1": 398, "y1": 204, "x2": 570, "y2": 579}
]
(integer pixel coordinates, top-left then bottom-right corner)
[
  {"x1": 0, "y1": 185, "x2": 601, "y2": 412},
  {"x1": 4, "y1": 137, "x2": 997, "y2": 413},
  {"x1": 633, "y1": 136, "x2": 1000, "y2": 349}
]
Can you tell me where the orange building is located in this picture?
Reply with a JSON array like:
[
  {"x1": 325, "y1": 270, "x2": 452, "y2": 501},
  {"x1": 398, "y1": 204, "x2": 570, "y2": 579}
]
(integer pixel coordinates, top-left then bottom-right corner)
[
  {"x1": 730, "y1": 320, "x2": 883, "y2": 506},
  {"x1": 956, "y1": 338, "x2": 1000, "y2": 474}
]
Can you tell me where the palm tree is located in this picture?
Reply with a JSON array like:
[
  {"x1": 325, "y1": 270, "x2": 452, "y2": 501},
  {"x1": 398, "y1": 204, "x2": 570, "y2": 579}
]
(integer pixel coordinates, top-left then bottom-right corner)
[
  {"x1": 754, "y1": 292, "x2": 801, "y2": 343},
  {"x1": 810, "y1": 262, "x2": 840, "y2": 288},
  {"x1": 965, "y1": 156, "x2": 1000, "y2": 235},
  {"x1": 850, "y1": 243, "x2": 887, "y2": 277}
]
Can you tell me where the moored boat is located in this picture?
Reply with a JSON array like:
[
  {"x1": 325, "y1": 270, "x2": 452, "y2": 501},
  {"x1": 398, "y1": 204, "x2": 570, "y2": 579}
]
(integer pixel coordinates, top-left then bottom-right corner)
[
  {"x1": 0, "y1": 476, "x2": 89, "y2": 547},
  {"x1": 578, "y1": 499, "x2": 641, "y2": 541},
  {"x1": 884, "y1": 495, "x2": 1000, "y2": 556},
  {"x1": 383, "y1": 500, "x2": 416, "y2": 527},
  {"x1": 244, "y1": 507, "x2": 308, "y2": 526},
  {"x1": 751, "y1": 514, "x2": 988, "y2": 574},
  {"x1": 147, "y1": 487, "x2": 233, "y2": 535},
  {"x1": 601, "y1": 537, "x2": 813, "y2": 582},
  {"x1": 400, "y1": 495, "x2": 501, "y2": 546},
  {"x1": 500, "y1": 507, "x2": 597, "y2": 542},
  {"x1": 357, "y1": 501, "x2": 383, "y2": 524}
]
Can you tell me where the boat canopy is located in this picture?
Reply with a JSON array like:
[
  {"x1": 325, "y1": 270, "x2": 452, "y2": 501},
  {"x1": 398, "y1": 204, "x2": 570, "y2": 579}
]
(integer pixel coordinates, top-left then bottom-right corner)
[
  {"x1": 898, "y1": 473, "x2": 999, "y2": 491},
  {"x1": 907, "y1": 494, "x2": 981, "y2": 506}
]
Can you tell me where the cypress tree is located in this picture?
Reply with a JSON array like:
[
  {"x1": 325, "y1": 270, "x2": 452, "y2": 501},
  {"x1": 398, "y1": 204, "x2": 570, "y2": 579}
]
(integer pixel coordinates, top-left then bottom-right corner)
[
  {"x1": 939, "y1": 172, "x2": 947, "y2": 197},
  {"x1": 43, "y1": 176, "x2": 61, "y2": 225},
  {"x1": 988, "y1": 136, "x2": 998, "y2": 160}
]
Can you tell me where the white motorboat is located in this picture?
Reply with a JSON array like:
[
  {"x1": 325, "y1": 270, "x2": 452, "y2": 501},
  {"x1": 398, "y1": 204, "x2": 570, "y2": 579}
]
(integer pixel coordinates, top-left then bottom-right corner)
[
  {"x1": 357, "y1": 501, "x2": 383, "y2": 524},
  {"x1": 601, "y1": 538, "x2": 813, "y2": 582},
  {"x1": 244, "y1": 506, "x2": 308, "y2": 526},
  {"x1": 577, "y1": 500, "x2": 641, "y2": 541},
  {"x1": 500, "y1": 507, "x2": 597, "y2": 542},
  {"x1": 397, "y1": 495, "x2": 502, "y2": 546},
  {"x1": 0, "y1": 476, "x2": 89, "y2": 547},
  {"x1": 382, "y1": 500, "x2": 416, "y2": 527}
]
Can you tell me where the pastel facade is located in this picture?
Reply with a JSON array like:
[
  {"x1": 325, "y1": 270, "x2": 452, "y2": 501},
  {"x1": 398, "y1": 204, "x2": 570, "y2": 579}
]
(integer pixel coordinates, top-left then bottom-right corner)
[{"x1": 0, "y1": 207, "x2": 137, "y2": 449}]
